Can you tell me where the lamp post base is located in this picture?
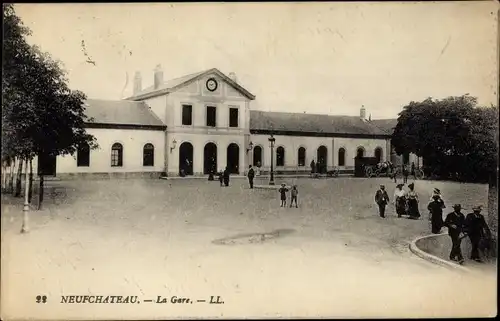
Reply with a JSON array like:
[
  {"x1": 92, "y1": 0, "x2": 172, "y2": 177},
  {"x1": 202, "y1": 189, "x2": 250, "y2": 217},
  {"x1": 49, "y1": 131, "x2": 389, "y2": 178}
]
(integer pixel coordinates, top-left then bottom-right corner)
[{"x1": 269, "y1": 180, "x2": 275, "y2": 185}]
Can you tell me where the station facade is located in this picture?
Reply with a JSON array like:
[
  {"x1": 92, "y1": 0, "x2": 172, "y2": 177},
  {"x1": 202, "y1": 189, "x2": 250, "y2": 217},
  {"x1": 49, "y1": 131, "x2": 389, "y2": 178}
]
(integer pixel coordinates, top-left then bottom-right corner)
[{"x1": 31, "y1": 67, "x2": 420, "y2": 178}]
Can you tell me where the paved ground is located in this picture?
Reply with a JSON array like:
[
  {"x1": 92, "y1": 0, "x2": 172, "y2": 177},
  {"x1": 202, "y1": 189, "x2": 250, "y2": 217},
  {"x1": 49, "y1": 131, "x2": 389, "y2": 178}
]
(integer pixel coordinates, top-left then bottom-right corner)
[{"x1": 1, "y1": 177, "x2": 497, "y2": 319}]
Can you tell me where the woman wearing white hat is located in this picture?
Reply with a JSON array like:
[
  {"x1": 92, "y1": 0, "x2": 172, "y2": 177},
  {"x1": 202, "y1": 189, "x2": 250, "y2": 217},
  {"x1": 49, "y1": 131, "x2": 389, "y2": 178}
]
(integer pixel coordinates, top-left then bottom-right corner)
[
  {"x1": 393, "y1": 184, "x2": 407, "y2": 218},
  {"x1": 406, "y1": 183, "x2": 420, "y2": 219}
]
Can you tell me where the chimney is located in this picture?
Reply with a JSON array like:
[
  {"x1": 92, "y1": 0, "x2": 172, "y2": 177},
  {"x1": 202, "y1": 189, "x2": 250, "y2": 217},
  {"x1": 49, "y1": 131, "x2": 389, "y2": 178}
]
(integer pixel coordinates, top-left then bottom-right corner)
[
  {"x1": 228, "y1": 72, "x2": 237, "y2": 83},
  {"x1": 360, "y1": 105, "x2": 366, "y2": 120},
  {"x1": 154, "y1": 64, "x2": 163, "y2": 89},
  {"x1": 133, "y1": 71, "x2": 142, "y2": 95}
]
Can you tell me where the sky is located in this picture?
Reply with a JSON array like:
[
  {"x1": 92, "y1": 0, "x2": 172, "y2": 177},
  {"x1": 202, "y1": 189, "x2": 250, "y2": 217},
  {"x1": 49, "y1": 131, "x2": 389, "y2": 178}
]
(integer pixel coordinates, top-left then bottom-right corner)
[{"x1": 14, "y1": 2, "x2": 499, "y2": 119}]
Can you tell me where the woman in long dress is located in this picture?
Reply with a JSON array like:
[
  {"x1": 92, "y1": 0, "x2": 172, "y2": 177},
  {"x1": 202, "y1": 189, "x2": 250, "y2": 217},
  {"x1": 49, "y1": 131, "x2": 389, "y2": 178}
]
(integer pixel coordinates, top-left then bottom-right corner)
[
  {"x1": 393, "y1": 183, "x2": 407, "y2": 218},
  {"x1": 427, "y1": 194, "x2": 446, "y2": 233},
  {"x1": 406, "y1": 183, "x2": 420, "y2": 219}
]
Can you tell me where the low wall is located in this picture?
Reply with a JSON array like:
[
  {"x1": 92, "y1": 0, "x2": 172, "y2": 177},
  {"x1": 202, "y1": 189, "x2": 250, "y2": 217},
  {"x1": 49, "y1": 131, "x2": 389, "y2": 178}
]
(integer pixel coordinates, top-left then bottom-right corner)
[
  {"x1": 55, "y1": 172, "x2": 163, "y2": 180},
  {"x1": 410, "y1": 234, "x2": 472, "y2": 272},
  {"x1": 415, "y1": 234, "x2": 473, "y2": 261}
]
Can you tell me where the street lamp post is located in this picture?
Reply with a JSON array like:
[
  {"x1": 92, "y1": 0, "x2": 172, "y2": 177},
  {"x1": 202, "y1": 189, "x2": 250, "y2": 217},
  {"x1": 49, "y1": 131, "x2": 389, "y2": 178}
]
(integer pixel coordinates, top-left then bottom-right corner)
[{"x1": 268, "y1": 134, "x2": 276, "y2": 185}]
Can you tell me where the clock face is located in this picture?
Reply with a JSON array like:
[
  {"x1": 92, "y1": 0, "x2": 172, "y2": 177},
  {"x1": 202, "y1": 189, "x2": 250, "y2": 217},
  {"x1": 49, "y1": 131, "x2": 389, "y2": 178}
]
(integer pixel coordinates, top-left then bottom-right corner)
[{"x1": 206, "y1": 78, "x2": 218, "y2": 92}]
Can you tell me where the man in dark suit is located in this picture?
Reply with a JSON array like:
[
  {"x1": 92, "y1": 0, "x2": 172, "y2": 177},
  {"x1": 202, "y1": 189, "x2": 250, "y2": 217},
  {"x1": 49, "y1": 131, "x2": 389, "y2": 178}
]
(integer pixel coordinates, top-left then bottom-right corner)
[
  {"x1": 310, "y1": 160, "x2": 316, "y2": 177},
  {"x1": 247, "y1": 165, "x2": 255, "y2": 189},
  {"x1": 443, "y1": 204, "x2": 466, "y2": 264},
  {"x1": 465, "y1": 205, "x2": 491, "y2": 263},
  {"x1": 223, "y1": 167, "x2": 230, "y2": 187},
  {"x1": 375, "y1": 185, "x2": 390, "y2": 218}
]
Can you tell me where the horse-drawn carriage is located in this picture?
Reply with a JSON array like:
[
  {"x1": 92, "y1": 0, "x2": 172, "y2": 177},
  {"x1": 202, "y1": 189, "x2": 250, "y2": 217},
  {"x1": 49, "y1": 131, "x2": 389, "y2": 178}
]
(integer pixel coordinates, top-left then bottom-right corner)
[
  {"x1": 364, "y1": 161, "x2": 425, "y2": 179},
  {"x1": 364, "y1": 161, "x2": 396, "y2": 178}
]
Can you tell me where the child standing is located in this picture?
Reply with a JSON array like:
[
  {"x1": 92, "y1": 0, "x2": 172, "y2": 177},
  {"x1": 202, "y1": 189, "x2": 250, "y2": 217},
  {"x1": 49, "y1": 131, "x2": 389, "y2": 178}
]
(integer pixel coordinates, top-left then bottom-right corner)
[
  {"x1": 279, "y1": 183, "x2": 289, "y2": 207},
  {"x1": 290, "y1": 185, "x2": 299, "y2": 208}
]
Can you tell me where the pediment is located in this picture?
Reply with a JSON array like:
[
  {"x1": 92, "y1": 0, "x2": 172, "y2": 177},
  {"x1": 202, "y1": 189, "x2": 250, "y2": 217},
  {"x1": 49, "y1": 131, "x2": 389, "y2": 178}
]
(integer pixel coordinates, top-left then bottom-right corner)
[
  {"x1": 172, "y1": 69, "x2": 255, "y2": 100},
  {"x1": 128, "y1": 68, "x2": 255, "y2": 101}
]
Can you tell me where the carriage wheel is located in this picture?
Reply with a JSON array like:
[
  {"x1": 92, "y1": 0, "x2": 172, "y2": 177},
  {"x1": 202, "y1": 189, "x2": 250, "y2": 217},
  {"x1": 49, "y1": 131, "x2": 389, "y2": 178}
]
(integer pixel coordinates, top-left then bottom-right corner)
[
  {"x1": 414, "y1": 169, "x2": 424, "y2": 180},
  {"x1": 365, "y1": 167, "x2": 374, "y2": 178},
  {"x1": 333, "y1": 168, "x2": 339, "y2": 177},
  {"x1": 375, "y1": 169, "x2": 382, "y2": 177}
]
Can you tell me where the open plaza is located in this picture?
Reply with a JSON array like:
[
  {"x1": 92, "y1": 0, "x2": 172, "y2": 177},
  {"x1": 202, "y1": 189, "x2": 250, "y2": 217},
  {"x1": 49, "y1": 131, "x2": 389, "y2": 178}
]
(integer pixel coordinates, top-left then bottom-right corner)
[
  {"x1": 1, "y1": 176, "x2": 496, "y2": 319},
  {"x1": 3, "y1": 3, "x2": 498, "y2": 319}
]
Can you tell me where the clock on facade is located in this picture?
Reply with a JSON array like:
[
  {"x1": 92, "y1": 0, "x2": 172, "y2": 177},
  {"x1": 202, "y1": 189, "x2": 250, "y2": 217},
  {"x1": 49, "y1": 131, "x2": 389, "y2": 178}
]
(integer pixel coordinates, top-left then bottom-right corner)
[{"x1": 206, "y1": 78, "x2": 218, "y2": 92}]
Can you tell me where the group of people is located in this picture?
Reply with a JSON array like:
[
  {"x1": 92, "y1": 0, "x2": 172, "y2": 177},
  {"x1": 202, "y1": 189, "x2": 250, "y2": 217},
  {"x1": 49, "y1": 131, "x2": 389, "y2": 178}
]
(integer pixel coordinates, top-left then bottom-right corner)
[
  {"x1": 278, "y1": 183, "x2": 299, "y2": 208},
  {"x1": 443, "y1": 203, "x2": 492, "y2": 264},
  {"x1": 219, "y1": 161, "x2": 493, "y2": 264},
  {"x1": 217, "y1": 167, "x2": 231, "y2": 187},
  {"x1": 375, "y1": 182, "x2": 492, "y2": 264},
  {"x1": 426, "y1": 189, "x2": 492, "y2": 263},
  {"x1": 374, "y1": 182, "x2": 420, "y2": 219},
  {"x1": 310, "y1": 159, "x2": 327, "y2": 176}
]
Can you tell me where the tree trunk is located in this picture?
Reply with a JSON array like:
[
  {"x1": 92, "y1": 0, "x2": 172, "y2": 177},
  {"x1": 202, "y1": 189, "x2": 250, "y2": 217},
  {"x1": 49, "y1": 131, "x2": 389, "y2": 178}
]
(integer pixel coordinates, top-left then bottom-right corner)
[
  {"x1": 28, "y1": 159, "x2": 34, "y2": 203},
  {"x1": 4, "y1": 160, "x2": 11, "y2": 192},
  {"x1": 1, "y1": 162, "x2": 6, "y2": 192},
  {"x1": 14, "y1": 158, "x2": 23, "y2": 197},
  {"x1": 21, "y1": 159, "x2": 30, "y2": 233},
  {"x1": 38, "y1": 174, "x2": 44, "y2": 210},
  {"x1": 8, "y1": 159, "x2": 15, "y2": 194}
]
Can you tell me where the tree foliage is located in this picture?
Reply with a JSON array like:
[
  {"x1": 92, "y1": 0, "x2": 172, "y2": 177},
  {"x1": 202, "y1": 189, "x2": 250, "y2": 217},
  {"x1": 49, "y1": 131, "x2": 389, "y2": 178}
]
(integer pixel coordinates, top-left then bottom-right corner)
[
  {"x1": 392, "y1": 95, "x2": 498, "y2": 182},
  {"x1": 2, "y1": 4, "x2": 97, "y2": 166}
]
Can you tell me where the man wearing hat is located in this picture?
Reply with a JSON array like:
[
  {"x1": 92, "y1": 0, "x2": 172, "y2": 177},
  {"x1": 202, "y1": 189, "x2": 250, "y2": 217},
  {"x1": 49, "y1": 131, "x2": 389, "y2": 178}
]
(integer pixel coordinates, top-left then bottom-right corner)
[
  {"x1": 247, "y1": 165, "x2": 255, "y2": 189},
  {"x1": 443, "y1": 204, "x2": 466, "y2": 264},
  {"x1": 427, "y1": 194, "x2": 446, "y2": 234},
  {"x1": 465, "y1": 205, "x2": 492, "y2": 262},
  {"x1": 375, "y1": 184, "x2": 390, "y2": 218}
]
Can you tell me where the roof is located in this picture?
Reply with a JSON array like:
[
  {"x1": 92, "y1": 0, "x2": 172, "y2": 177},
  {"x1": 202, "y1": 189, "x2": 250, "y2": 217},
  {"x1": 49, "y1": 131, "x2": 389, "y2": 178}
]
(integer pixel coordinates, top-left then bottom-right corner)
[
  {"x1": 369, "y1": 119, "x2": 398, "y2": 134},
  {"x1": 126, "y1": 68, "x2": 256, "y2": 101},
  {"x1": 249, "y1": 111, "x2": 391, "y2": 137},
  {"x1": 83, "y1": 99, "x2": 166, "y2": 129}
]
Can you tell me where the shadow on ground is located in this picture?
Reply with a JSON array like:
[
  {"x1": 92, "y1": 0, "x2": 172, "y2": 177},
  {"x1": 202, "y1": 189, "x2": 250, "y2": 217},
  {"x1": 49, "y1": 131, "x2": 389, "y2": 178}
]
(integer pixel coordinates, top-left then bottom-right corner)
[{"x1": 212, "y1": 228, "x2": 296, "y2": 245}]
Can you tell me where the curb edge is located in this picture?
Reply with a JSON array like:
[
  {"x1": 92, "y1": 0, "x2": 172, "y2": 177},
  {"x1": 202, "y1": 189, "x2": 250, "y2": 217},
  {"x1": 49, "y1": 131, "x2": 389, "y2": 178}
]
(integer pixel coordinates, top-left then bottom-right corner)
[{"x1": 409, "y1": 234, "x2": 472, "y2": 273}]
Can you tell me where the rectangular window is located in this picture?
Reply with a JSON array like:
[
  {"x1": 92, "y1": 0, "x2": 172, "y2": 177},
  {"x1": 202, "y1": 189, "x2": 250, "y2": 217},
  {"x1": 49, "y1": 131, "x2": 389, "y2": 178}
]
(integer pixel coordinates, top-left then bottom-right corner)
[
  {"x1": 206, "y1": 106, "x2": 216, "y2": 127},
  {"x1": 182, "y1": 105, "x2": 193, "y2": 126},
  {"x1": 77, "y1": 145, "x2": 90, "y2": 167},
  {"x1": 229, "y1": 107, "x2": 239, "y2": 127}
]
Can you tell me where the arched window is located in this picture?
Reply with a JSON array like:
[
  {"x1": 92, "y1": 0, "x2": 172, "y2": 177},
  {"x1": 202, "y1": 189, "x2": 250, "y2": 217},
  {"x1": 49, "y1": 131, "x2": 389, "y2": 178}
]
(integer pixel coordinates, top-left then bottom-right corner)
[
  {"x1": 338, "y1": 148, "x2": 346, "y2": 166},
  {"x1": 143, "y1": 143, "x2": 154, "y2": 166},
  {"x1": 297, "y1": 147, "x2": 306, "y2": 167},
  {"x1": 356, "y1": 147, "x2": 365, "y2": 158},
  {"x1": 111, "y1": 143, "x2": 123, "y2": 167},
  {"x1": 253, "y1": 145, "x2": 262, "y2": 167},
  {"x1": 374, "y1": 147, "x2": 383, "y2": 163},
  {"x1": 77, "y1": 142, "x2": 90, "y2": 167},
  {"x1": 276, "y1": 146, "x2": 285, "y2": 167}
]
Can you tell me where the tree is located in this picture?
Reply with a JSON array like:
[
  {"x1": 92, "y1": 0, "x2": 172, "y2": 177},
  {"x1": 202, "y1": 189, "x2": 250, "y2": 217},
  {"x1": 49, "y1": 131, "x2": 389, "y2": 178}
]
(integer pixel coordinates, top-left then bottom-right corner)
[
  {"x1": 2, "y1": 4, "x2": 97, "y2": 232},
  {"x1": 391, "y1": 95, "x2": 498, "y2": 183}
]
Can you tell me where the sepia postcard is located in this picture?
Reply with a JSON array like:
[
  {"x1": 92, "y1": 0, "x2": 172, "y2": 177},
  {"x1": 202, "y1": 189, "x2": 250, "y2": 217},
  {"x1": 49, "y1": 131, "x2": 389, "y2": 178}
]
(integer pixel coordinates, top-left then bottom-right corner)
[{"x1": 1, "y1": 1, "x2": 499, "y2": 319}]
